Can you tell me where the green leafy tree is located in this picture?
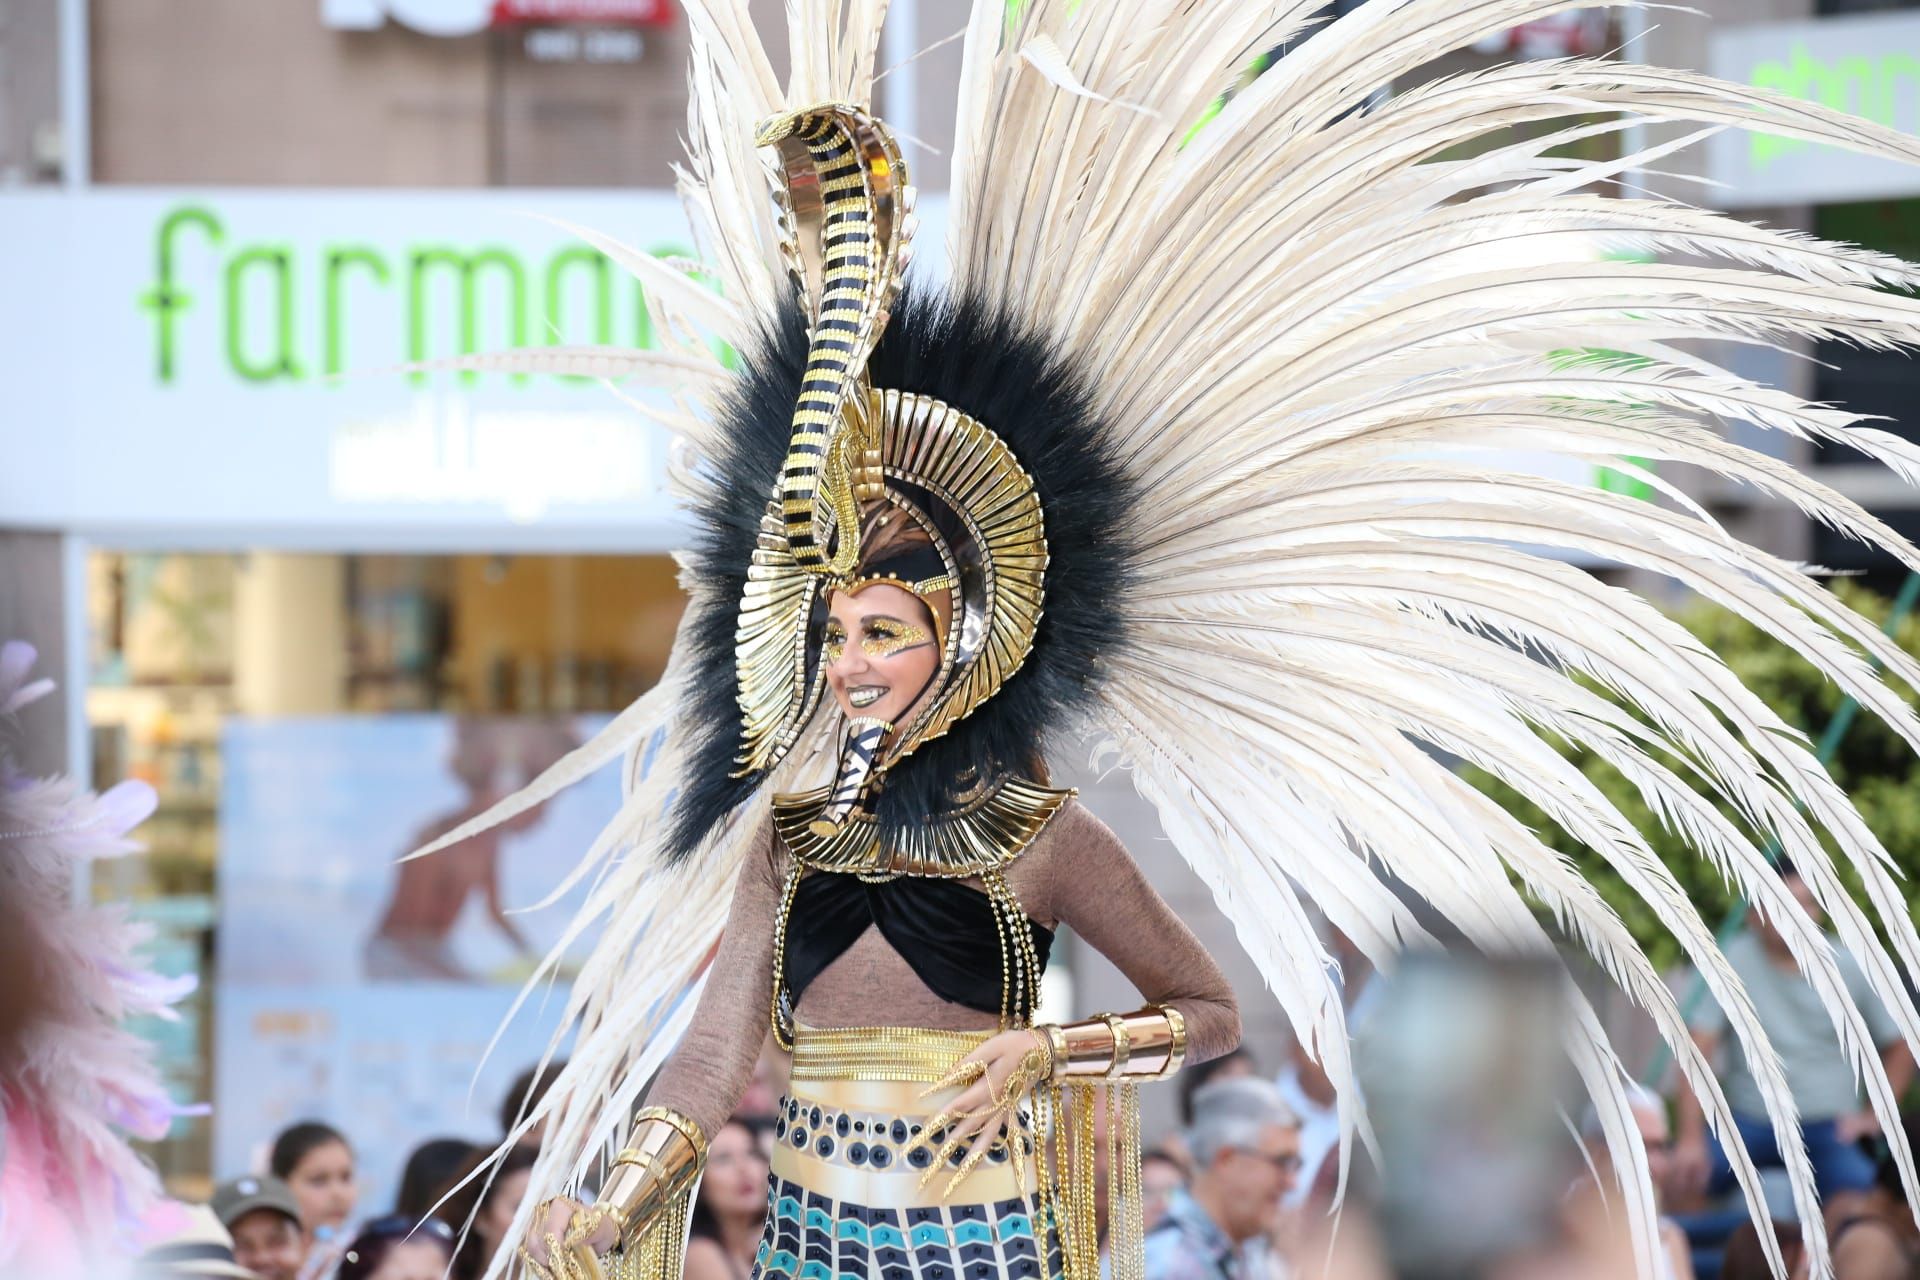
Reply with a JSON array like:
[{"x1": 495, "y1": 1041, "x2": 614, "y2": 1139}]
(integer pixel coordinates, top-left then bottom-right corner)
[{"x1": 1466, "y1": 580, "x2": 1920, "y2": 972}]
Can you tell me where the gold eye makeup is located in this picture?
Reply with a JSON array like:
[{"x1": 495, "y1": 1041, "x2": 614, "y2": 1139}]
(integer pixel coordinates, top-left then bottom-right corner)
[
  {"x1": 862, "y1": 618, "x2": 930, "y2": 659},
  {"x1": 823, "y1": 622, "x2": 847, "y2": 665}
]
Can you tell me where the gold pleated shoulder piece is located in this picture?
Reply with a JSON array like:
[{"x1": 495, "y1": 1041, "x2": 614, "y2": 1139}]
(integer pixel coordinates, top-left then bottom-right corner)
[{"x1": 772, "y1": 776, "x2": 1074, "y2": 878}]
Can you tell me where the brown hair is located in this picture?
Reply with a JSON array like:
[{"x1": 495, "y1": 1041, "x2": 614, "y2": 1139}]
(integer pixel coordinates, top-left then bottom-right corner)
[
  {"x1": 857, "y1": 502, "x2": 933, "y2": 562},
  {"x1": 1720, "y1": 1220, "x2": 1804, "y2": 1280},
  {"x1": 438, "y1": 1145, "x2": 540, "y2": 1280},
  {"x1": 846, "y1": 503, "x2": 952, "y2": 645}
]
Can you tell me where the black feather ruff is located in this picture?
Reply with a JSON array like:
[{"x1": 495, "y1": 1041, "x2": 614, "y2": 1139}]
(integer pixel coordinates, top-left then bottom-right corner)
[{"x1": 665, "y1": 283, "x2": 1138, "y2": 862}]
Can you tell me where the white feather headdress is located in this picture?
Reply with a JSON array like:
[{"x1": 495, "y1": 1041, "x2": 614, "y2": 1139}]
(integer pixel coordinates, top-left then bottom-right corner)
[{"x1": 411, "y1": 5, "x2": 1920, "y2": 1276}]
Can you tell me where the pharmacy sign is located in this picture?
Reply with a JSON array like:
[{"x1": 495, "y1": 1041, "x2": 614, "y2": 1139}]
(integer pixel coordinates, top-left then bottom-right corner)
[{"x1": 1708, "y1": 11, "x2": 1920, "y2": 208}]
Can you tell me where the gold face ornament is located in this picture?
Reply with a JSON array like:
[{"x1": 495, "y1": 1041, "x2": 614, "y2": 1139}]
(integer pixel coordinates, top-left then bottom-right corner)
[
  {"x1": 822, "y1": 614, "x2": 932, "y2": 666},
  {"x1": 733, "y1": 388, "x2": 1049, "y2": 783}
]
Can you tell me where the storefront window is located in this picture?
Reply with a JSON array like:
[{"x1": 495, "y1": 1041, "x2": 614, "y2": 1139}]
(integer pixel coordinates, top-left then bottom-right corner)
[
  {"x1": 1809, "y1": 198, "x2": 1920, "y2": 583},
  {"x1": 1813, "y1": 199, "x2": 1920, "y2": 461},
  {"x1": 87, "y1": 550, "x2": 682, "y2": 1199}
]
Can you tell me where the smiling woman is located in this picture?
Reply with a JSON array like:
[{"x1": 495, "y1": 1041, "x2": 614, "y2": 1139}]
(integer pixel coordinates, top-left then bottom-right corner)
[
  {"x1": 822, "y1": 586, "x2": 937, "y2": 716},
  {"x1": 812, "y1": 505, "x2": 955, "y2": 830}
]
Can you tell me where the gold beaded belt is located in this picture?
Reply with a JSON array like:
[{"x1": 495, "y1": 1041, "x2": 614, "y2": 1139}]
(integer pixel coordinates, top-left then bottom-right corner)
[{"x1": 789, "y1": 1023, "x2": 992, "y2": 1083}]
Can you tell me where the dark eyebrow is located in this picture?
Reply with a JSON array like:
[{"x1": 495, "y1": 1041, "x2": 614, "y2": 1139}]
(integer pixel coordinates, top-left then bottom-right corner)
[{"x1": 858, "y1": 613, "x2": 910, "y2": 627}]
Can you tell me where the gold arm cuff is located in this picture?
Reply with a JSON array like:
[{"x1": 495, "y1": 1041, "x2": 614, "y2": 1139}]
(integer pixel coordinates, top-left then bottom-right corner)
[
  {"x1": 1103, "y1": 1014, "x2": 1131, "y2": 1079},
  {"x1": 1156, "y1": 1004, "x2": 1189, "y2": 1080},
  {"x1": 632, "y1": 1106, "x2": 709, "y2": 1165},
  {"x1": 1051, "y1": 1018, "x2": 1118, "y2": 1079},
  {"x1": 1040, "y1": 1024, "x2": 1069, "y2": 1077},
  {"x1": 593, "y1": 1107, "x2": 707, "y2": 1248},
  {"x1": 1051, "y1": 1007, "x2": 1186, "y2": 1081}
]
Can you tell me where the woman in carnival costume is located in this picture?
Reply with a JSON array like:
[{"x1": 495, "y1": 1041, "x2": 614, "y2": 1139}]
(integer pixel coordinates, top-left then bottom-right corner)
[{"x1": 403, "y1": 2, "x2": 1920, "y2": 1277}]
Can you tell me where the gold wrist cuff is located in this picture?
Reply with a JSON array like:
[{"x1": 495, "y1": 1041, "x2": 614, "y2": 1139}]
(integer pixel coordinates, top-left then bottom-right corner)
[
  {"x1": 1052, "y1": 1018, "x2": 1118, "y2": 1078},
  {"x1": 1040, "y1": 1023, "x2": 1070, "y2": 1078},
  {"x1": 593, "y1": 1106, "x2": 708, "y2": 1248},
  {"x1": 1104, "y1": 1014, "x2": 1131, "y2": 1079},
  {"x1": 1157, "y1": 1003, "x2": 1189, "y2": 1079},
  {"x1": 1051, "y1": 1006, "x2": 1188, "y2": 1081}
]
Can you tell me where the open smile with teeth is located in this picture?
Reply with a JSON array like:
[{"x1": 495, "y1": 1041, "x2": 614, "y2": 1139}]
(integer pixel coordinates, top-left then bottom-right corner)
[{"x1": 848, "y1": 685, "x2": 887, "y2": 709}]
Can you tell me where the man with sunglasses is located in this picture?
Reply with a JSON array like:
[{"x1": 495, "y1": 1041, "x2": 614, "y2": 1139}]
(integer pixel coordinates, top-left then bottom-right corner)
[
  {"x1": 1563, "y1": 1085, "x2": 1696, "y2": 1280},
  {"x1": 1148, "y1": 1077, "x2": 1304, "y2": 1280}
]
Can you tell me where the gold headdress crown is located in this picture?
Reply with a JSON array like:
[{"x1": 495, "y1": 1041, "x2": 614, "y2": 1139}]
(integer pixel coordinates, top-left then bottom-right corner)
[{"x1": 732, "y1": 105, "x2": 1050, "y2": 805}]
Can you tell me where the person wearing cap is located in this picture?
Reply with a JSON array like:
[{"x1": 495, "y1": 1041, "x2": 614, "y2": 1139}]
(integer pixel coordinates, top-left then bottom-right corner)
[
  {"x1": 134, "y1": 1204, "x2": 259, "y2": 1279},
  {"x1": 211, "y1": 1175, "x2": 304, "y2": 1280}
]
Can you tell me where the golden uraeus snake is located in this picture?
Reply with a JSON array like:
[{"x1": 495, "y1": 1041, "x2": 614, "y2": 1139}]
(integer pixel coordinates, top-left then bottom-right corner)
[{"x1": 754, "y1": 103, "x2": 915, "y2": 579}]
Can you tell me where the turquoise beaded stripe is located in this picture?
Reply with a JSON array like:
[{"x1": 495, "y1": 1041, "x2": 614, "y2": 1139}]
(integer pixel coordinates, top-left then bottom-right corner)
[{"x1": 749, "y1": 1173, "x2": 1061, "y2": 1280}]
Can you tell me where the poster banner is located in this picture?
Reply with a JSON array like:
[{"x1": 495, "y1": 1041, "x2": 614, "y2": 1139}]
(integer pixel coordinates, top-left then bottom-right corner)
[{"x1": 214, "y1": 714, "x2": 621, "y2": 1216}]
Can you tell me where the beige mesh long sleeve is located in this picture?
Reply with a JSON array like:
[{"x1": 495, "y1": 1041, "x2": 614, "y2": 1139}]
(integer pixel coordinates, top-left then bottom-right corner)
[
  {"x1": 644, "y1": 817, "x2": 786, "y2": 1140},
  {"x1": 1031, "y1": 801, "x2": 1242, "y2": 1065}
]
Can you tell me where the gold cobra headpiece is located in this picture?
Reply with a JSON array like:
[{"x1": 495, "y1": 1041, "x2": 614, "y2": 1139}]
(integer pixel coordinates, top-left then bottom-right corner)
[{"x1": 733, "y1": 104, "x2": 1049, "y2": 786}]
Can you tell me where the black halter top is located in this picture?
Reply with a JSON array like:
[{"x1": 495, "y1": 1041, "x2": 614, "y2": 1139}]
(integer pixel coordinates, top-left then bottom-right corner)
[{"x1": 782, "y1": 871, "x2": 1055, "y2": 1015}]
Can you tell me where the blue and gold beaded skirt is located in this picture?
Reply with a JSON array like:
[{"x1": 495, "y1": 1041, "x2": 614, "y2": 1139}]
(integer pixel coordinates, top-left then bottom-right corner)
[{"x1": 749, "y1": 1026, "x2": 1061, "y2": 1280}]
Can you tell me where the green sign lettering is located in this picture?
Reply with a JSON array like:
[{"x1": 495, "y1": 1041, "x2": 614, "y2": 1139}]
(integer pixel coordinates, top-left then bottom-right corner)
[
  {"x1": 409, "y1": 247, "x2": 528, "y2": 386},
  {"x1": 1749, "y1": 43, "x2": 1920, "y2": 166},
  {"x1": 143, "y1": 201, "x2": 717, "y2": 388},
  {"x1": 226, "y1": 246, "x2": 303, "y2": 382},
  {"x1": 140, "y1": 205, "x2": 225, "y2": 384},
  {"x1": 546, "y1": 246, "x2": 614, "y2": 385},
  {"x1": 325, "y1": 247, "x2": 391, "y2": 378}
]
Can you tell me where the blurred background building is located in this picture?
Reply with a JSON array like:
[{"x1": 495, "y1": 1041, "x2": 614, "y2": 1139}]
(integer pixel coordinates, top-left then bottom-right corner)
[{"x1": 1, "y1": 0, "x2": 1917, "y2": 1212}]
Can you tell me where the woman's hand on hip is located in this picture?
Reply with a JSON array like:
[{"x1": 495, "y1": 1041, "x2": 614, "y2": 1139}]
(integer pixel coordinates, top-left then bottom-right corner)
[{"x1": 910, "y1": 1028, "x2": 1052, "y2": 1196}]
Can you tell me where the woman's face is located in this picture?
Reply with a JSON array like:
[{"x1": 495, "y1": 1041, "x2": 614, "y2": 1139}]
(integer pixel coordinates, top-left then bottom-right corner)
[
  {"x1": 288, "y1": 1140, "x2": 358, "y2": 1234},
  {"x1": 822, "y1": 585, "x2": 940, "y2": 729},
  {"x1": 702, "y1": 1123, "x2": 770, "y2": 1222},
  {"x1": 478, "y1": 1167, "x2": 532, "y2": 1249},
  {"x1": 368, "y1": 1239, "x2": 452, "y2": 1280}
]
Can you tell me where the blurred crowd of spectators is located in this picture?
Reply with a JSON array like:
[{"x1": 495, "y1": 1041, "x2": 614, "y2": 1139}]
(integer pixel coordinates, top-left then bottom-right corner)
[
  {"x1": 135, "y1": 859, "x2": 1920, "y2": 1280},
  {"x1": 135, "y1": 1064, "x2": 559, "y2": 1280}
]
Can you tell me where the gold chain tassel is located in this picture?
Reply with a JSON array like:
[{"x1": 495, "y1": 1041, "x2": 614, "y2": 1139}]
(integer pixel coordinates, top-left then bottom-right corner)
[
  {"x1": 1033, "y1": 1080, "x2": 1145, "y2": 1280},
  {"x1": 1106, "y1": 1083, "x2": 1145, "y2": 1280},
  {"x1": 1033, "y1": 1082, "x2": 1057, "y2": 1275},
  {"x1": 1046, "y1": 1082, "x2": 1100, "y2": 1280},
  {"x1": 606, "y1": 1174, "x2": 694, "y2": 1280},
  {"x1": 769, "y1": 863, "x2": 802, "y2": 1051}
]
